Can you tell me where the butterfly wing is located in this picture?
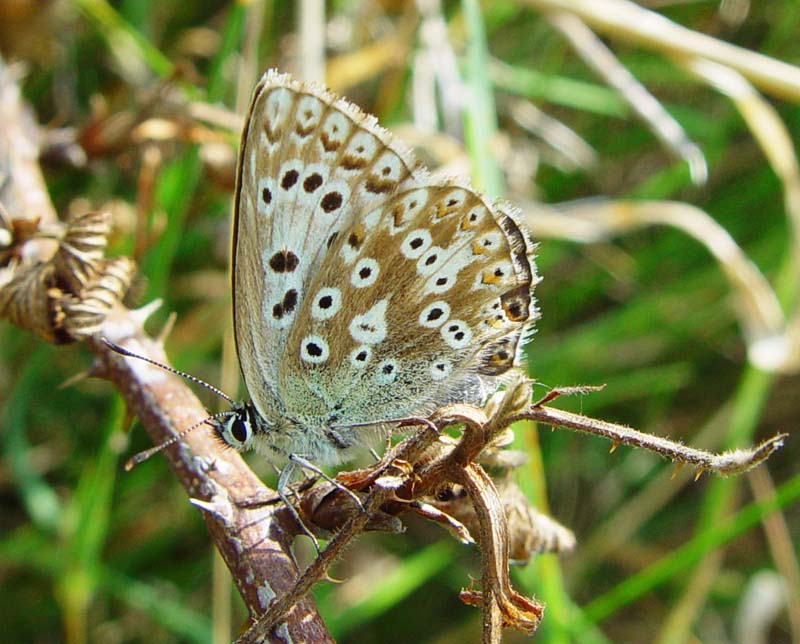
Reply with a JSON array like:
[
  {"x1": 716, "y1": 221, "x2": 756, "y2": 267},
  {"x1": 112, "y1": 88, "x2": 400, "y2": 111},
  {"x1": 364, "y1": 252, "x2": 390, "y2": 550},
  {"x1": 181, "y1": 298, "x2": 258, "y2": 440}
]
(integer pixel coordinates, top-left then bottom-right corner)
[
  {"x1": 282, "y1": 182, "x2": 539, "y2": 430},
  {"x1": 232, "y1": 70, "x2": 424, "y2": 423}
]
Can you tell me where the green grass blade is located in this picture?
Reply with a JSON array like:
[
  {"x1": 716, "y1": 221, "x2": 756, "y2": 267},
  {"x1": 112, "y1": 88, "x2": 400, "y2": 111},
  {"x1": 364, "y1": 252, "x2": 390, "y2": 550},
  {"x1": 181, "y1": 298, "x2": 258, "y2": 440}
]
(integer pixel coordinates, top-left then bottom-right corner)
[
  {"x1": 55, "y1": 396, "x2": 125, "y2": 644},
  {"x1": 461, "y1": 0, "x2": 505, "y2": 195},
  {"x1": 76, "y1": 0, "x2": 173, "y2": 77},
  {"x1": 490, "y1": 62, "x2": 627, "y2": 117}
]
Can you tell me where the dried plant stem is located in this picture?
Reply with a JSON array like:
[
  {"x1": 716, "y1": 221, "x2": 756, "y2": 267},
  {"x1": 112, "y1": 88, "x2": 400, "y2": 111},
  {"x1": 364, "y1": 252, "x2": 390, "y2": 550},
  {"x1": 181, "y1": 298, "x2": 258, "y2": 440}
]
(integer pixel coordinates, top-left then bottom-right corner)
[
  {"x1": 238, "y1": 418, "x2": 444, "y2": 642},
  {"x1": 0, "y1": 60, "x2": 58, "y2": 228},
  {"x1": 456, "y1": 463, "x2": 543, "y2": 641},
  {"x1": 512, "y1": 403, "x2": 786, "y2": 478},
  {"x1": 746, "y1": 467, "x2": 800, "y2": 642},
  {"x1": 522, "y1": 199, "x2": 795, "y2": 372},
  {"x1": 686, "y1": 58, "x2": 800, "y2": 372},
  {"x1": 522, "y1": 0, "x2": 800, "y2": 102},
  {"x1": 548, "y1": 11, "x2": 706, "y2": 185},
  {"x1": 299, "y1": 0, "x2": 325, "y2": 83},
  {"x1": 236, "y1": 483, "x2": 392, "y2": 643},
  {"x1": 240, "y1": 400, "x2": 552, "y2": 644}
]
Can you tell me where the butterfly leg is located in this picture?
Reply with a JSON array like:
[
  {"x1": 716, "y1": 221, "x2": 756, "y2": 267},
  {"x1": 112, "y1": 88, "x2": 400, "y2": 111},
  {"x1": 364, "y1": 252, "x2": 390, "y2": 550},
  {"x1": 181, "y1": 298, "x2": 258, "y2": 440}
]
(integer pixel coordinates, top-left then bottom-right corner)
[
  {"x1": 288, "y1": 453, "x2": 367, "y2": 516},
  {"x1": 276, "y1": 460, "x2": 321, "y2": 553}
]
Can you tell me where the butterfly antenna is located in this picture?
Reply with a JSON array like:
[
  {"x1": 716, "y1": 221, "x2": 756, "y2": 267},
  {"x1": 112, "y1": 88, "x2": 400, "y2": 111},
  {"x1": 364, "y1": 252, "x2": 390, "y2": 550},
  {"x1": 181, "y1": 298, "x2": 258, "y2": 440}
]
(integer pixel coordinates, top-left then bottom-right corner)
[
  {"x1": 101, "y1": 337, "x2": 235, "y2": 404},
  {"x1": 124, "y1": 410, "x2": 235, "y2": 471}
]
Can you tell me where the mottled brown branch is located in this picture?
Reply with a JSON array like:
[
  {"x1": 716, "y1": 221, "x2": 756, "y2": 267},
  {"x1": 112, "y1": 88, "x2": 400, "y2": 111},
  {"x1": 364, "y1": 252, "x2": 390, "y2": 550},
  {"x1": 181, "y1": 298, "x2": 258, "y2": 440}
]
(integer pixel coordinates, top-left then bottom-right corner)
[{"x1": 92, "y1": 331, "x2": 335, "y2": 643}]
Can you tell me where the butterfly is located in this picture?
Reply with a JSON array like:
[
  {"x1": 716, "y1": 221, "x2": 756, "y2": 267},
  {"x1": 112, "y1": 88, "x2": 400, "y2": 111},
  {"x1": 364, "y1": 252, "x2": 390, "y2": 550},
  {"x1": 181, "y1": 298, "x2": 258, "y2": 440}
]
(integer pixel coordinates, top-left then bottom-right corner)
[{"x1": 213, "y1": 69, "x2": 539, "y2": 489}]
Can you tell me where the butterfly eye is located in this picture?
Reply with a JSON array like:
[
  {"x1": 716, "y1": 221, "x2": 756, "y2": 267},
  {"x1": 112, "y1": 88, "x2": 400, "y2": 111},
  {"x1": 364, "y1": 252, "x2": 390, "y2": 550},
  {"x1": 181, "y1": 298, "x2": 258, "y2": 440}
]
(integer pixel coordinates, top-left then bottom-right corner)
[{"x1": 224, "y1": 415, "x2": 251, "y2": 448}]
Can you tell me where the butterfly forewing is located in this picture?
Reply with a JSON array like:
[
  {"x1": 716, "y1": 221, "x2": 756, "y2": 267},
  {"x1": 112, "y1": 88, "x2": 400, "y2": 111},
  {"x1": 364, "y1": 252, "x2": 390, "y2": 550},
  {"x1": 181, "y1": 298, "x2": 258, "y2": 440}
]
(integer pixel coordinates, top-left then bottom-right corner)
[{"x1": 233, "y1": 71, "x2": 422, "y2": 424}]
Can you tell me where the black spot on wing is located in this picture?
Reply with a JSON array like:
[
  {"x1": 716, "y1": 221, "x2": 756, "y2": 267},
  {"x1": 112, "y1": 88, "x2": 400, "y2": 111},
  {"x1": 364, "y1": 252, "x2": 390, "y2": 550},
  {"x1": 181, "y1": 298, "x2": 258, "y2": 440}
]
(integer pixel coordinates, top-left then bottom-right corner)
[
  {"x1": 269, "y1": 250, "x2": 299, "y2": 273},
  {"x1": 303, "y1": 173, "x2": 323, "y2": 193},
  {"x1": 281, "y1": 169, "x2": 299, "y2": 190},
  {"x1": 321, "y1": 192, "x2": 343, "y2": 213}
]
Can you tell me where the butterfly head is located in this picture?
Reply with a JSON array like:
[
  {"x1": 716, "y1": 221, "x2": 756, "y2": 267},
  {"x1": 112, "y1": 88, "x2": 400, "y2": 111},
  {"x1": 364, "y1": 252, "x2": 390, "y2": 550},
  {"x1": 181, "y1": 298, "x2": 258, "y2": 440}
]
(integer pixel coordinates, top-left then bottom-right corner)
[{"x1": 213, "y1": 403, "x2": 261, "y2": 451}]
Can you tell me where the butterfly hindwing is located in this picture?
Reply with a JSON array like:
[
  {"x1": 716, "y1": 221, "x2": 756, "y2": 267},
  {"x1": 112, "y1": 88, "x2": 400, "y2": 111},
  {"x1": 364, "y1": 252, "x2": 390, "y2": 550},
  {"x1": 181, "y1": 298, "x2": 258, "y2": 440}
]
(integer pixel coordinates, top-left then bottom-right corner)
[{"x1": 283, "y1": 182, "x2": 538, "y2": 428}]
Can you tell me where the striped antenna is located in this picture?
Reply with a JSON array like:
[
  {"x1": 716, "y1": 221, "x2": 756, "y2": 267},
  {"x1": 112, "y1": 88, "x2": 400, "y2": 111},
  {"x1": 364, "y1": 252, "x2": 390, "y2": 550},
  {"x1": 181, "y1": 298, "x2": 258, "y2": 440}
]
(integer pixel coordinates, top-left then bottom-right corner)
[
  {"x1": 124, "y1": 411, "x2": 235, "y2": 471},
  {"x1": 100, "y1": 337, "x2": 237, "y2": 469},
  {"x1": 101, "y1": 337, "x2": 234, "y2": 404}
]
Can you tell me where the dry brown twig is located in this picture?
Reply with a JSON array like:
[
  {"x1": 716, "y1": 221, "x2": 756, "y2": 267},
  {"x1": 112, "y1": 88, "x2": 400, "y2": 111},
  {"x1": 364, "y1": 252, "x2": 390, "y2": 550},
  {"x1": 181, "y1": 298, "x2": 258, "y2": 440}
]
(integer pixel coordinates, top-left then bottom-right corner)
[{"x1": 0, "y1": 56, "x2": 785, "y2": 644}]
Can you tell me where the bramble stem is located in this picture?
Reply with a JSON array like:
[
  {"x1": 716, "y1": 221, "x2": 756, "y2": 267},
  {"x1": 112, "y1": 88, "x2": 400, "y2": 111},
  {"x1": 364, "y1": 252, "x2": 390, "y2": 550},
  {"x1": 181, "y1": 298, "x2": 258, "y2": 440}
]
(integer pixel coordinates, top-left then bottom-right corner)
[{"x1": 512, "y1": 404, "x2": 786, "y2": 477}]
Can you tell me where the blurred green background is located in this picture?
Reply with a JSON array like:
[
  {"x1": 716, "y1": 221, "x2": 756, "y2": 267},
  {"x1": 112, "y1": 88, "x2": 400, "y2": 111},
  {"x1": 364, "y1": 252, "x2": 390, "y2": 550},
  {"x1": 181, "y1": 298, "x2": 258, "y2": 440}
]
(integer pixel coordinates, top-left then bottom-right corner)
[{"x1": 1, "y1": 1, "x2": 798, "y2": 643}]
